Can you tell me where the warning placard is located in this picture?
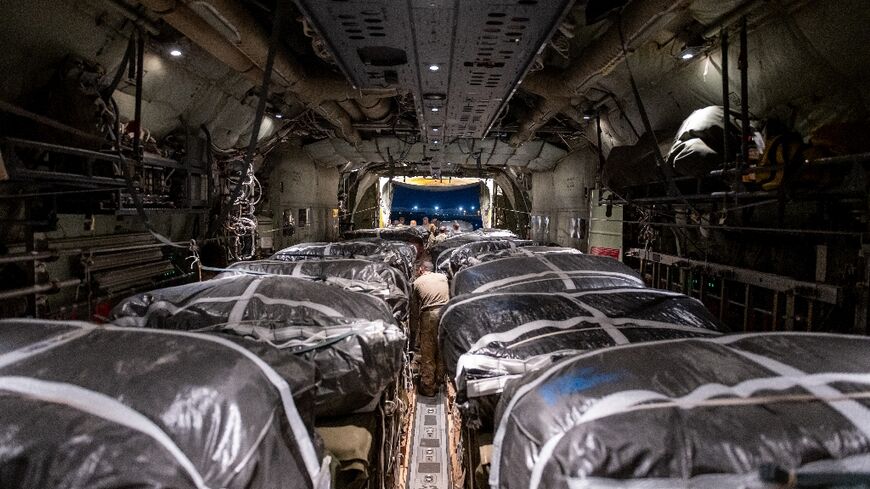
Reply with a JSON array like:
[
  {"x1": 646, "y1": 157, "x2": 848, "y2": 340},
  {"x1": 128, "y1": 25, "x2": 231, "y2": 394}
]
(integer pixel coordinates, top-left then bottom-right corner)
[{"x1": 589, "y1": 246, "x2": 620, "y2": 259}]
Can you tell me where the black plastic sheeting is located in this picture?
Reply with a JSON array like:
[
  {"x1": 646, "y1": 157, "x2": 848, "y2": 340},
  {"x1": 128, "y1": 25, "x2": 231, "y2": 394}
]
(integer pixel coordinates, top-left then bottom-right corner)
[
  {"x1": 428, "y1": 229, "x2": 520, "y2": 268},
  {"x1": 272, "y1": 239, "x2": 417, "y2": 277},
  {"x1": 451, "y1": 253, "x2": 645, "y2": 296},
  {"x1": 110, "y1": 275, "x2": 406, "y2": 418},
  {"x1": 0, "y1": 318, "x2": 329, "y2": 489},
  {"x1": 215, "y1": 259, "x2": 410, "y2": 322},
  {"x1": 492, "y1": 332, "x2": 870, "y2": 489},
  {"x1": 343, "y1": 226, "x2": 428, "y2": 243},
  {"x1": 439, "y1": 288, "x2": 726, "y2": 424},
  {"x1": 468, "y1": 245, "x2": 582, "y2": 265},
  {"x1": 434, "y1": 239, "x2": 534, "y2": 276}
]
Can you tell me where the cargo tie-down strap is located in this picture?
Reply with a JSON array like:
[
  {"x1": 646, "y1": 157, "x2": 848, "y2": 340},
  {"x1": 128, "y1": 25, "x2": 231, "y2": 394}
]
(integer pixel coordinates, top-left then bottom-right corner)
[
  {"x1": 112, "y1": 277, "x2": 347, "y2": 328},
  {"x1": 469, "y1": 269, "x2": 643, "y2": 294},
  {"x1": 0, "y1": 319, "x2": 329, "y2": 489},
  {"x1": 489, "y1": 332, "x2": 870, "y2": 489},
  {"x1": 200, "y1": 319, "x2": 397, "y2": 353}
]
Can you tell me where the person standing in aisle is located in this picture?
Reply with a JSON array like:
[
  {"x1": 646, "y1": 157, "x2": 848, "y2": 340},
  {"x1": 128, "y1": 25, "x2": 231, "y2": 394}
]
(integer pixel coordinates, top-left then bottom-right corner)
[{"x1": 410, "y1": 260, "x2": 449, "y2": 396}]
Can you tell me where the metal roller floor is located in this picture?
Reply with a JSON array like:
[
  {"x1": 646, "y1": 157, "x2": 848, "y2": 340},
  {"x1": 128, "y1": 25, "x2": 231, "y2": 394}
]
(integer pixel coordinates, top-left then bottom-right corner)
[{"x1": 407, "y1": 389, "x2": 451, "y2": 489}]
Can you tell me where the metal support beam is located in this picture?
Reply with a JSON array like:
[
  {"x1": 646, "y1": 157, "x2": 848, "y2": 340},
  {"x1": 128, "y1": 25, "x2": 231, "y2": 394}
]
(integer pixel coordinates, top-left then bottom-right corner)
[
  {"x1": 626, "y1": 249, "x2": 842, "y2": 305},
  {"x1": 738, "y1": 16, "x2": 750, "y2": 166},
  {"x1": 721, "y1": 27, "x2": 730, "y2": 167}
]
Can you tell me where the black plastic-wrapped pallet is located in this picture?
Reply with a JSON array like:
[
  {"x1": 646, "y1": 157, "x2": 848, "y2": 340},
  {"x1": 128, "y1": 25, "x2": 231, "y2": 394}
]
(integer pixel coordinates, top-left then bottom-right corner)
[
  {"x1": 216, "y1": 259, "x2": 410, "y2": 322},
  {"x1": 451, "y1": 253, "x2": 644, "y2": 296},
  {"x1": 492, "y1": 332, "x2": 870, "y2": 489},
  {"x1": 428, "y1": 229, "x2": 520, "y2": 269},
  {"x1": 466, "y1": 245, "x2": 581, "y2": 265},
  {"x1": 111, "y1": 275, "x2": 405, "y2": 418},
  {"x1": 0, "y1": 318, "x2": 329, "y2": 489},
  {"x1": 434, "y1": 239, "x2": 534, "y2": 276},
  {"x1": 272, "y1": 239, "x2": 417, "y2": 277},
  {"x1": 343, "y1": 226, "x2": 428, "y2": 243},
  {"x1": 439, "y1": 288, "x2": 726, "y2": 424}
]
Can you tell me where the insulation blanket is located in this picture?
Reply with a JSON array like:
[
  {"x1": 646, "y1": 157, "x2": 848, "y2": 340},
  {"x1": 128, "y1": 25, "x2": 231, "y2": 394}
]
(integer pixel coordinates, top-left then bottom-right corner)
[
  {"x1": 491, "y1": 332, "x2": 870, "y2": 489},
  {"x1": 110, "y1": 275, "x2": 405, "y2": 418},
  {"x1": 451, "y1": 253, "x2": 644, "y2": 296},
  {"x1": 216, "y1": 259, "x2": 409, "y2": 322},
  {"x1": 272, "y1": 239, "x2": 417, "y2": 277},
  {"x1": 440, "y1": 288, "x2": 725, "y2": 423},
  {"x1": 434, "y1": 239, "x2": 534, "y2": 276},
  {"x1": 0, "y1": 318, "x2": 328, "y2": 489},
  {"x1": 666, "y1": 105, "x2": 752, "y2": 178}
]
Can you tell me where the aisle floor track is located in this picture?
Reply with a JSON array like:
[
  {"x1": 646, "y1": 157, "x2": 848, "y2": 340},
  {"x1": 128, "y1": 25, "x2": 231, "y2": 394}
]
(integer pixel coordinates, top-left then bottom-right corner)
[{"x1": 407, "y1": 389, "x2": 451, "y2": 489}]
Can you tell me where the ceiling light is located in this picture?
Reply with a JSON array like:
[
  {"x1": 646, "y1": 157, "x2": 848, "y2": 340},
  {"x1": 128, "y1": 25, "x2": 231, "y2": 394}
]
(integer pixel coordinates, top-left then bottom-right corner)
[
  {"x1": 582, "y1": 109, "x2": 596, "y2": 121},
  {"x1": 169, "y1": 48, "x2": 183, "y2": 57},
  {"x1": 433, "y1": 140, "x2": 440, "y2": 144},
  {"x1": 677, "y1": 43, "x2": 702, "y2": 61},
  {"x1": 434, "y1": 205, "x2": 439, "y2": 210},
  {"x1": 431, "y1": 107, "x2": 439, "y2": 112},
  {"x1": 432, "y1": 127, "x2": 439, "y2": 132},
  {"x1": 274, "y1": 113, "x2": 283, "y2": 119},
  {"x1": 413, "y1": 205, "x2": 418, "y2": 210},
  {"x1": 428, "y1": 64, "x2": 440, "y2": 71}
]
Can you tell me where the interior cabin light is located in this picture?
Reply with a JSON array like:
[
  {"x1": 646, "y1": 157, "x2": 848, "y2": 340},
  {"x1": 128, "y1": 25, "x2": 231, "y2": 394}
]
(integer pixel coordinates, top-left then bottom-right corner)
[
  {"x1": 169, "y1": 48, "x2": 183, "y2": 57},
  {"x1": 677, "y1": 42, "x2": 702, "y2": 61},
  {"x1": 582, "y1": 109, "x2": 596, "y2": 121},
  {"x1": 429, "y1": 64, "x2": 440, "y2": 71},
  {"x1": 432, "y1": 127, "x2": 439, "y2": 132},
  {"x1": 274, "y1": 113, "x2": 284, "y2": 119},
  {"x1": 431, "y1": 107, "x2": 439, "y2": 112}
]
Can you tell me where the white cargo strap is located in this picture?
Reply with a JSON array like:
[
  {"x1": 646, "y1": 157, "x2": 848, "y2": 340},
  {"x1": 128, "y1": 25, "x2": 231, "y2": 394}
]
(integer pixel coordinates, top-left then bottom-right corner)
[
  {"x1": 115, "y1": 289, "x2": 346, "y2": 327},
  {"x1": 471, "y1": 270, "x2": 644, "y2": 293},
  {"x1": 472, "y1": 273, "x2": 640, "y2": 294},
  {"x1": 535, "y1": 254, "x2": 576, "y2": 290},
  {"x1": 466, "y1": 308, "x2": 711, "y2": 353},
  {"x1": 215, "y1": 320, "x2": 389, "y2": 350},
  {"x1": 455, "y1": 351, "x2": 576, "y2": 388},
  {"x1": 227, "y1": 278, "x2": 263, "y2": 328},
  {"x1": 97, "y1": 324, "x2": 325, "y2": 487},
  {"x1": 0, "y1": 376, "x2": 210, "y2": 489},
  {"x1": 564, "y1": 452, "x2": 870, "y2": 488},
  {"x1": 0, "y1": 323, "x2": 95, "y2": 370},
  {"x1": 730, "y1": 348, "x2": 870, "y2": 439}
]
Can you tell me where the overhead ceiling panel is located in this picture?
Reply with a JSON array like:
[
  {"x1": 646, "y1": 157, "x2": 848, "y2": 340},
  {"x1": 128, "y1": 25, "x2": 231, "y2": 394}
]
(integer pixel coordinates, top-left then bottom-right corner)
[{"x1": 295, "y1": 0, "x2": 573, "y2": 142}]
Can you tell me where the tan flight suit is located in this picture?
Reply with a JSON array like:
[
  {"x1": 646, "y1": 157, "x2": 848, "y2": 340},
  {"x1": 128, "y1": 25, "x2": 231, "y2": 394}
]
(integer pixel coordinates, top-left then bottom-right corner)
[{"x1": 410, "y1": 271, "x2": 449, "y2": 396}]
